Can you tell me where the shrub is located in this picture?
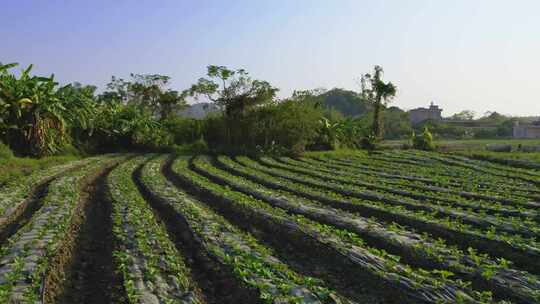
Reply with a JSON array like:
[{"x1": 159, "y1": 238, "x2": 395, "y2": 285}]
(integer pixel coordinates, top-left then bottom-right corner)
[
  {"x1": 0, "y1": 141, "x2": 14, "y2": 159},
  {"x1": 412, "y1": 127, "x2": 436, "y2": 151},
  {"x1": 360, "y1": 133, "x2": 377, "y2": 151},
  {"x1": 162, "y1": 117, "x2": 204, "y2": 145},
  {"x1": 56, "y1": 144, "x2": 82, "y2": 157},
  {"x1": 189, "y1": 138, "x2": 209, "y2": 154},
  {"x1": 170, "y1": 138, "x2": 209, "y2": 155}
]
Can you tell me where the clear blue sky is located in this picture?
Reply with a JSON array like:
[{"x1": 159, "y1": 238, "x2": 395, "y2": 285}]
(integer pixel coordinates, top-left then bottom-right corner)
[{"x1": 2, "y1": 0, "x2": 539, "y2": 116}]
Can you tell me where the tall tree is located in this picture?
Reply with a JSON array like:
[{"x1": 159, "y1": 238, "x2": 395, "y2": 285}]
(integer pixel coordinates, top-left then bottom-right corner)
[
  {"x1": 188, "y1": 65, "x2": 278, "y2": 146},
  {"x1": 360, "y1": 66, "x2": 397, "y2": 139},
  {"x1": 188, "y1": 65, "x2": 278, "y2": 118},
  {"x1": 100, "y1": 74, "x2": 186, "y2": 119}
]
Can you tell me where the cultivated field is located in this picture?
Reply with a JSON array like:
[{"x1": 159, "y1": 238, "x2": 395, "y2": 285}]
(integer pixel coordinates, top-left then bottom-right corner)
[{"x1": 0, "y1": 151, "x2": 539, "y2": 303}]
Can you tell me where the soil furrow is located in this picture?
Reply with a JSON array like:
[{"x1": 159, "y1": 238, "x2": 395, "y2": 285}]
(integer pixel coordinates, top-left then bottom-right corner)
[
  {"x1": 53, "y1": 163, "x2": 127, "y2": 304},
  {"x1": 132, "y1": 160, "x2": 260, "y2": 304},
  {"x1": 168, "y1": 158, "x2": 431, "y2": 303}
]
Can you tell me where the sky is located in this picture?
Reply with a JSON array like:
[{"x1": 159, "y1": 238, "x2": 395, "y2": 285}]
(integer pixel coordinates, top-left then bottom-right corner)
[{"x1": 2, "y1": 0, "x2": 539, "y2": 117}]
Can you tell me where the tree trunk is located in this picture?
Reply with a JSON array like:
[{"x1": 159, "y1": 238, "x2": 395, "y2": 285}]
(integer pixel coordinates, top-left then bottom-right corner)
[{"x1": 372, "y1": 97, "x2": 382, "y2": 139}]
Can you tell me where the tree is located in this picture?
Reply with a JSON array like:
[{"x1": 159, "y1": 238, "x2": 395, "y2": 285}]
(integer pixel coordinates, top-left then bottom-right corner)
[
  {"x1": 99, "y1": 74, "x2": 187, "y2": 119},
  {"x1": 188, "y1": 65, "x2": 278, "y2": 118},
  {"x1": 384, "y1": 106, "x2": 412, "y2": 139},
  {"x1": 360, "y1": 66, "x2": 397, "y2": 140},
  {"x1": 188, "y1": 65, "x2": 278, "y2": 146},
  {"x1": 450, "y1": 110, "x2": 476, "y2": 121}
]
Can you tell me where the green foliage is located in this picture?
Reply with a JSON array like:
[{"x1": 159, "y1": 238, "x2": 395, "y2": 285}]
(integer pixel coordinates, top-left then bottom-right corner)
[
  {"x1": 189, "y1": 65, "x2": 278, "y2": 118},
  {"x1": 200, "y1": 94, "x2": 324, "y2": 156},
  {"x1": 360, "y1": 133, "x2": 377, "y2": 151},
  {"x1": 87, "y1": 103, "x2": 171, "y2": 152},
  {"x1": 99, "y1": 73, "x2": 187, "y2": 119},
  {"x1": 56, "y1": 144, "x2": 81, "y2": 157},
  {"x1": 0, "y1": 63, "x2": 95, "y2": 156},
  {"x1": 0, "y1": 154, "x2": 78, "y2": 186},
  {"x1": 162, "y1": 116, "x2": 204, "y2": 144},
  {"x1": 320, "y1": 88, "x2": 370, "y2": 117},
  {"x1": 170, "y1": 138, "x2": 209, "y2": 155},
  {"x1": 0, "y1": 141, "x2": 13, "y2": 159},
  {"x1": 450, "y1": 110, "x2": 476, "y2": 121},
  {"x1": 412, "y1": 127, "x2": 436, "y2": 151},
  {"x1": 383, "y1": 107, "x2": 412, "y2": 139},
  {"x1": 360, "y1": 66, "x2": 397, "y2": 140}
]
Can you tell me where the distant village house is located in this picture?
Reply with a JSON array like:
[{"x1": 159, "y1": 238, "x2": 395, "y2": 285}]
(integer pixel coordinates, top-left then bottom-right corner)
[
  {"x1": 408, "y1": 102, "x2": 443, "y2": 125},
  {"x1": 513, "y1": 121, "x2": 540, "y2": 138}
]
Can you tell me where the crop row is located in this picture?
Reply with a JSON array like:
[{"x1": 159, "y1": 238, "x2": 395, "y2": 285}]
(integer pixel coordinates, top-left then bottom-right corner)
[
  {"x1": 294, "y1": 156, "x2": 539, "y2": 216},
  {"x1": 321, "y1": 152, "x2": 540, "y2": 202},
  {"x1": 432, "y1": 152, "x2": 540, "y2": 179},
  {"x1": 261, "y1": 156, "x2": 539, "y2": 236},
  {"x1": 107, "y1": 156, "x2": 203, "y2": 303},
  {"x1": 174, "y1": 155, "x2": 497, "y2": 303},
  {"x1": 331, "y1": 151, "x2": 539, "y2": 196},
  {"x1": 230, "y1": 156, "x2": 540, "y2": 275},
  {"x1": 0, "y1": 157, "x2": 99, "y2": 234},
  {"x1": 0, "y1": 155, "x2": 122, "y2": 303},
  {"x1": 405, "y1": 151, "x2": 540, "y2": 188},
  {"x1": 197, "y1": 155, "x2": 540, "y2": 303},
  {"x1": 243, "y1": 156, "x2": 540, "y2": 249},
  {"x1": 369, "y1": 151, "x2": 540, "y2": 196},
  {"x1": 139, "y1": 156, "x2": 352, "y2": 304}
]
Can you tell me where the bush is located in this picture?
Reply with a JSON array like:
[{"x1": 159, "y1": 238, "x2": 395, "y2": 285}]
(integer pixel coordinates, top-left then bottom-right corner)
[
  {"x1": 360, "y1": 133, "x2": 377, "y2": 151},
  {"x1": 412, "y1": 127, "x2": 436, "y2": 151},
  {"x1": 170, "y1": 138, "x2": 209, "y2": 155},
  {"x1": 57, "y1": 144, "x2": 82, "y2": 157},
  {"x1": 189, "y1": 138, "x2": 209, "y2": 153},
  {"x1": 162, "y1": 117, "x2": 204, "y2": 145},
  {"x1": 0, "y1": 142, "x2": 14, "y2": 159}
]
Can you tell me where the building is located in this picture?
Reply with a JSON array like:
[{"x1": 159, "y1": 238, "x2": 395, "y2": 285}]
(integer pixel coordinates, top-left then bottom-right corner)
[
  {"x1": 409, "y1": 102, "x2": 443, "y2": 125},
  {"x1": 513, "y1": 121, "x2": 540, "y2": 138}
]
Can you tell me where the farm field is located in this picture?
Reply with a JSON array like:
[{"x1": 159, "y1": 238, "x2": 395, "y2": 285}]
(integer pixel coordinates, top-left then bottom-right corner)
[
  {"x1": 382, "y1": 139, "x2": 540, "y2": 152},
  {"x1": 0, "y1": 151, "x2": 539, "y2": 304}
]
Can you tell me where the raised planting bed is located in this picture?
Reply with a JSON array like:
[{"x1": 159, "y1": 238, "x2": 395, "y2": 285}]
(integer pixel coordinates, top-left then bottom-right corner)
[
  {"x1": 250, "y1": 156, "x2": 540, "y2": 243},
  {"x1": 168, "y1": 156, "x2": 493, "y2": 304},
  {"x1": 0, "y1": 156, "x2": 100, "y2": 240},
  {"x1": 443, "y1": 154, "x2": 540, "y2": 178},
  {"x1": 400, "y1": 151, "x2": 540, "y2": 188},
  {"x1": 293, "y1": 156, "x2": 540, "y2": 213},
  {"x1": 261, "y1": 157, "x2": 540, "y2": 236},
  {"x1": 344, "y1": 152, "x2": 540, "y2": 197},
  {"x1": 0, "y1": 154, "x2": 125, "y2": 303},
  {"x1": 208, "y1": 156, "x2": 540, "y2": 303},
  {"x1": 139, "y1": 155, "x2": 354, "y2": 304},
  {"x1": 107, "y1": 156, "x2": 204, "y2": 304},
  {"x1": 232, "y1": 156, "x2": 540, "y2": 275}
]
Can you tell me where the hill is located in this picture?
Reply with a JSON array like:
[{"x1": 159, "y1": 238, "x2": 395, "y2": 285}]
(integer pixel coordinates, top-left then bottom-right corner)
[{"x1": 320, "y1": 88, "x2": 371, "y2": 117}]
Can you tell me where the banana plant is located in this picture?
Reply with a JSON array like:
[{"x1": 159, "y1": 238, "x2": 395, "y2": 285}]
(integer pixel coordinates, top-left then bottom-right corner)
[{"x1": 0, "y1": 63, "x2": 95, "y2": 156}]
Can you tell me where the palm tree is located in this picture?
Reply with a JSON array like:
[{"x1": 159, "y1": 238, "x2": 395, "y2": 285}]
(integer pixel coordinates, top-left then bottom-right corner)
[{"x1": 361, "y1": 66, "x2": 396, "y2": 140}]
